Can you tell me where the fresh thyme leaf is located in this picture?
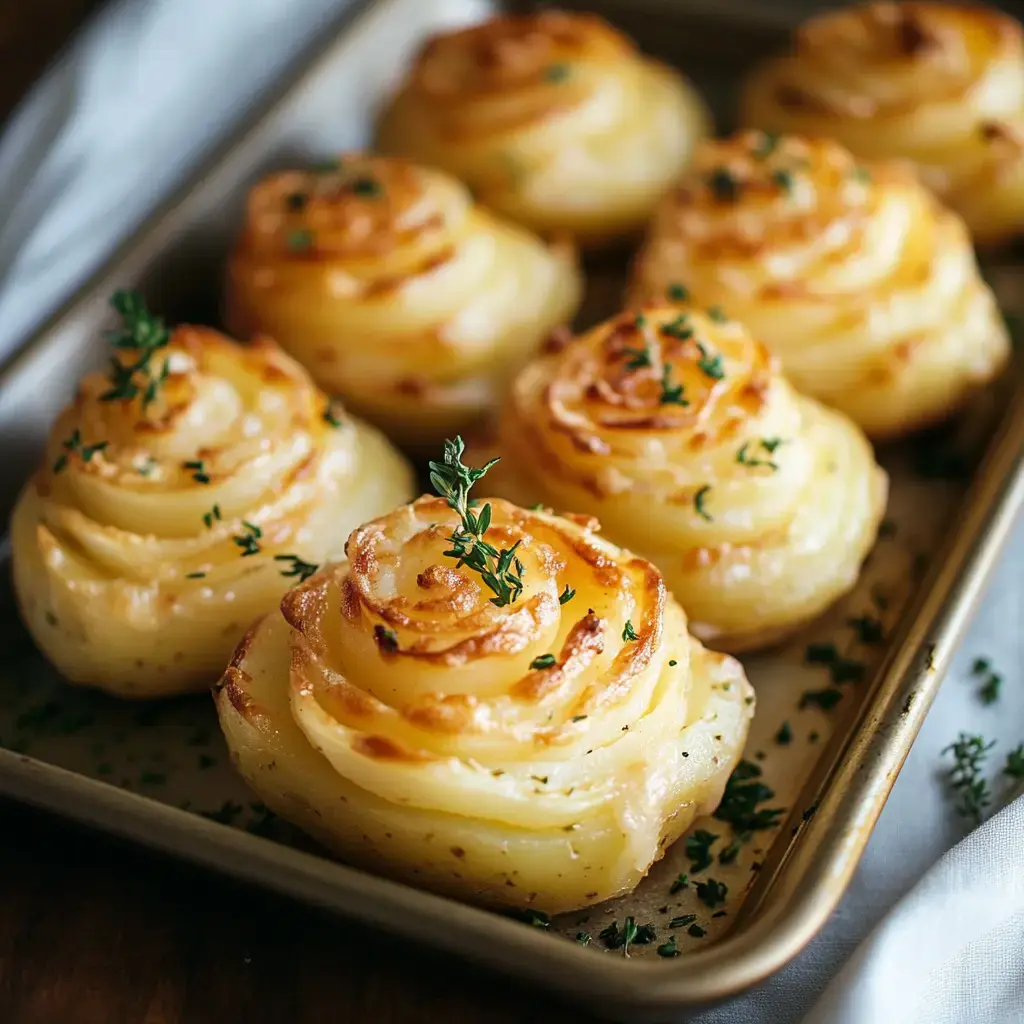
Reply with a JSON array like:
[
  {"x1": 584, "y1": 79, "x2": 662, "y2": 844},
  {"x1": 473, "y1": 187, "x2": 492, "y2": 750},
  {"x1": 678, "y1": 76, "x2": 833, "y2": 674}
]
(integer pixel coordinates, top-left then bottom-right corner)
[
  {"x1": 847, "y1": 614, "x2": 885, "y2": 645},
  {"x1": 688, "y1": 923, "x2": 706, "y2": 938},
  {"x1": 774, "y1": 721, "x2": 793, "y2": 745},
  {"x1": 202, "y1": 505, "x2": 222, "y2": 529},
  {"x1": 713, "y1": 759, "x2": 786, "y2": 835},
  {"x1": 53, "y1": 431, "x2": 108, "y2": 473},
  {"x1": 669, "y1": 914, "x2": 696, "y2": 929},
  {"x1": 622, "y1": 345, "x2": 653, "y2": 371},
  {"x1": 576, "y1": 931, "x2": 591, "y2": 946},
  {"x1": 599, "y1": 917, "x2": 656, "y2": 956},
  {"x1": 274, "y1": 554, "x2": 319, "y2": 583},
  {"x1": 559, "y1": 585, "x2": 575, "y2": 605},
  {"x1": 695, "y1": 878, "x2": 727, "y2": 908},
  {"x1": 183, "y1": 460, "x2": 211, "y2": 485},
  {"x1": 657, "y1": 936, "x2": 680, "y2": 957},
  {"x1": 185, "y1": 571, "x2": 207, "y2": 579},
  {"x1": 751, "y1": 131, "x2": 779, "y2": 158},
  {"x1": 286, "y1": 228, "x2": 314, "y2": 252},
  {"x1": 659, "y1": 363, "x2": 689, "y2": 406},
  {"x1": 943, "y1": 732, "x2": 995, "y2": 824},
  {"x1": 667, "y1": 282, "x2": 689, "y2": 302},
  {"x1": 736, "y1": 437, "x2": 783, "y2": 470},
  {"x1": 622, "y1": 620, "x2": 639, "y2": 642},
  {"x1": 707, "y1": 167, "x2": 740, "y2": 202},
  {"x1": 1004, "y1": 744, "x2": 1024, "y2": 780},
  {"x1": 799, "y1": 688, "x2": 843, "y2": 711},
  {"x1": 232, "y1": 521, "x2": 262, "y2": 557},
  {"x1": 428, "y1": 437, "x2": 524, "y2": 607},
  {"x1": 543, "y1": 62, "x2": 570, "y2": 82},
  {"x1": 99, "y1": 291, "x2": 171, "y2": 408},
  {"x1": 695, "y1": 342, "x2": 725, "y2": 381},
  {"x1": 694, "y1": 485, "x2": 713, "y2": 522},
  {"x1": 572, "y1": 715, "x2": 588, "y2": 723},
  {"x1": 772, "y1": 168, "x2": 795, "y2": 193},
  {"x1": 661, "y1": 314, "x2": 693, "y2": 341},
  {"x1": 530, "y1": 654, "x2": 557, "y2": 670},
  {"x1": 685, "y1": 829, "x2": 719, "y2": 872},
  {"x1": 374, "y1": 625, "x2": 399, "y2": 653}
]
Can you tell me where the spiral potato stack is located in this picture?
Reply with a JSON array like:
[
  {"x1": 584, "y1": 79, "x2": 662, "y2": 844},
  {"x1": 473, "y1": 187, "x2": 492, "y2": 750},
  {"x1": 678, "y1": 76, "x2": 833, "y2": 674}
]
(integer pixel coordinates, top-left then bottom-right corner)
[
  {"x1": 215, "y1": 489, "x2": 754, "y2": 911},
  {"x1": 479, "y1": 307, "x2": 887, "y2": 652},
  {"x1": 10, "y1": 309, "x2": 413, "y2": 697},
  {"x1": 376, "y1": 11, "x2": 710, "y2": 247},
  {"x1": 225, "y1": 154, "x2": 581, "y2": 449},
  {"x1": 629, "y1": 131, "x2": 1010, "y2": 438},
  {"x1": 741, "y1": 1, "x2": 1024, "y2": 245}
]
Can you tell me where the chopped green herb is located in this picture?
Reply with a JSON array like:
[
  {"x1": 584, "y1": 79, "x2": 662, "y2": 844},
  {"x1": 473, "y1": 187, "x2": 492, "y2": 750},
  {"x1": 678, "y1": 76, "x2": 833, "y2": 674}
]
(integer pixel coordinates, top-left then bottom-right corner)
[
  {"x1": 1004, "y1": 744, "x2": 1024, "y2": 780},
  {"x1": 972, "y1": 657, "x2": 991, "y2": 675},
  {"x1": 183, "y1": 460, "x2": 210, "y2": 485},
  {"x1": 530, "y1": 654, "x2": 557, "y2": 670},
  {"x1": 274, "y1": 554, "x2": 319, "y2": 583},
  {"x1": 659, "y1": 363, "x2": 689, "y2": 406},
  {"x1": 718, "y1": 841, "x2": 741, "y2": 865},
  {"x1": 772, "y1": 168, "x2": 795, "y2": 193},
  {"x1": 799, "y1": 688, "x2": 843, "y2": 711},
  {"x1": 775, "y1": 721, "x2": 793, "y2": 745},
  {"x1": 286, "y1": 228, "x2": 314, "y2": 252},
  {"x1": 599, "y1": 917, "x2": 656, "y2": 956},
  {"x1": 657, "y1": 936, "x2": 680, "y2": 958},
  {"x1": 530, "y1": 775, "x2": 549, "y2": 785},
  {"x1": 695, "y1": 342, "x2": 725, "y2": 381},
  {"x1": 695, "y1": 878, "x2": 727, "y2": 908},
  {"x1": 576, "y1": 931, "x2": 591, "y2": 946},
  {"x1": 847, "y1": 614, "x2": 885, "y2": 645},
  {"x1": 688, "y1": 923, "x2": 706, "y2": 938},
  {"x1": 661, "y1": 314, "x2": 693, "y2": 341},
  {"x1": 707, "y1": 306, "x2": 728, "y2": 323},
  {"x1": 666, "y1": 282, "x2": 689, "y2": 302},
  {"x1": 669, "y1": 914, "x2": 696, "y2": 929},
  {"x1": 350, "y1": 176, "x2": 382, "y2": 198},
  {"x1": 622, "y1": 620, "x2": 639, "y2": 642},
  {"x1": 323, "y1": 399, "x2": 345, "y2": 428},
  {"x1": 202, "y1": 505, "x2": 222, "y2": 529},
  {"x1": 694, "y1": 485, "x2": 713, "y2": 522},
  {"x1": 185, "y1": 571, "x2": 207, "y2": 580},
  {"x1": 979, "y1": 673, "x2": 1002, "y2": 706},
  {"x1": 622, "y1": 344, "x2": 653, "y2": 371},
  {"x1": 805, "y1": 641, "x2": 839, "y2": 665},
  {"x1": 374, "y1": 625, "x2": 399, "y2": 653},
  {"x1": 232, "y1": 521, "x2": 262, "y2": 557},
  {"x1": 713, "y1": 759, "x2": 786, "y2": 835},
  {"x1": 571, "y1": 715, "x2": 588, "y2": 723},
  {"x1": 736, "y1": 437, "x2": 783, "y2": 470},
  {"x1": 668, "y1": 659, "x2": 677, "y2": 667},
  {"x1": 99, "y1": 291, "x2": 171, "y2": 408},
  {"x1": 669, "y1": 873, "x2": 689, "y2": 894},
  {"x1": 543, "y1": 63, "x2": 570, "y2": 82},
  {"x1": 286, "y1": 192, "x2": 307, "y2": 211},
  {"x1": 52, "y1": 430, "x2": 108, "y2": 474},
  {"x1": 684, "y1": 829, "x2": 719, "y2": 873},
  {"x1": 428, "y1": 437, "x2": 524, "y2": 607},
  {"x1": 707, "y1": 167, "x2": 740, "y2": 202},
  {"x1": 943, "y1": 732, "x2": 995, "y2": 824},
  {"x1": 559, "y1": 585, "x2": 575, "y2": 605},
  {"x1": 851, "y1": 166, "x2": 871, "y2": 184}
]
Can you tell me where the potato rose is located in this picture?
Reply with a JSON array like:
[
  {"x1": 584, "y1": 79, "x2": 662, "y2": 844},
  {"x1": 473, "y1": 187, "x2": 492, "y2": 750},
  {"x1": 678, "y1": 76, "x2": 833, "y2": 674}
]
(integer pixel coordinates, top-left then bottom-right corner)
[
  {"x1": 10, "y1": 295, "x2": 414, "y2": 698},
  {"x1": 375, "y1": 11, "x2": 710, "y2": 248},
  {"x1": 628, "y1": 132, "x2": 1010, "y2": 439},
  {"x1": 224, "y1": 154, "x2": 581, "y2": 450},
  {"x1": 741, "y1": 1, "x2": 1024, "y2": 246},
  {"x1": 478, "y1": 306, "x2": 888, "y2": 652},
  {"x1": 214, "y1": 444, "x2": 753, "y2": 912}
]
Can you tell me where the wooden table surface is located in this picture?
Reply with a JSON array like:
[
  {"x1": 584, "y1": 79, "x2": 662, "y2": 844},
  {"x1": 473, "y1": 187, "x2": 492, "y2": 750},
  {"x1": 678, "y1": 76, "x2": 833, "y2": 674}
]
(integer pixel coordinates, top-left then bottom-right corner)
[{"x1": 0, "y1": 5, "x2": 588, "y2": 1022}]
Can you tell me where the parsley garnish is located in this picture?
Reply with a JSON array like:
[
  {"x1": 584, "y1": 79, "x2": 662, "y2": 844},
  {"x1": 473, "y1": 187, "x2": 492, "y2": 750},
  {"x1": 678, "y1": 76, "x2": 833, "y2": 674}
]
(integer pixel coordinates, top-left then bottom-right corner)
[
  {"x1": 1004, "y1": 744, "x2": 1024, "y2": 780},
  {"x1": 943, "y1": 733, "x2": 995, "y2": 824},
  {"x1": 622, "y1": 345, "x2": 653, "y2": 371},
  {"x1": 374, "y1": 625, "x2": 399, "y2": 653},
  {"x1": 183, "y1": 460, "x2": 210, "y2": 484},
  {"x1": 803, "y1": 641, "x2": 865, "y2": 685},
  {"x1": 847, "y1": 614, "x2": 885, "y2": 645},
  {"x1": 274, "y1": 554, "x2": 319, "y2": 583},
  {"x1": 185, "y1": 571, "x2": 207, "y2": 579},
  {"x1": 718, "y1": 841, "x2": 741, "y2": 865},
  {"x1": 559, "y1": 585, "x2": 575, "y2": 605},
  {"x1": 599, "y1": 917, "x2": 656, "y2": 956},
  {"x1": 688, "y1": 923, "x2": 706, "y2": 938},
  {"x1": 799, "y1": 688, "x2": 843, "y2": 711},
  {"x1": 99, "y1": 291, "x2": 171, "y2": 407},
  {"x1": 428, "y1": 438, "x2": 524, "y2": 607},
  {"x1": 694, "y1": 485, "x2": 713, "y2": 522},
  {"x1": 622, "y1": 620, "x2": 639, "y2": 642},
  {"x1": 52, "y1": 430, "x2": 107, "y2": 474},
  {"x1": 576, "y1": 931, "x2": 591, "y2": 946},
  {"x1": 657, "y1": 936, "x2": 680, "y2": 958},
  {"x1": 669, "y1": 873, "x2": 689, "y2": 894},
  {"x1": 774, "y1": 721, "x2": 793, "y2": 745},
  {"x1": 287, "y1": 229, "x2": 314, "y2": 252},
  {"x1": 667, "y1": 282, "x2": 689, "y2": 302},
  {"x1": 707, "y1": 168, "x2": 740, "y2": 202},
  {"x1": 695, "y1": 878, "x2": 727, "y2": 908},
  {"x1": 695, "y1": 342, "x2": 725, "y2": 381},
  {"x1": 661, "y1": 314, "x2": 693, "y2": 341},
  {"x1": 543, "y1": 63, "x2": 570, "y2": 82},
  {"x1": 530, "y1": 654, "x2": 557, "y2": 670},
  {"x1": 669, "y1": 913, "x2": 696, "y2": 929},
  {"x1": 970, "y1": 657, "x2": 1002, "y2": 705},
  {"x1": 713, "y1": 759, "x2": 786, "y2": 836},
  {"x1": 805, "y1": 641, "x2": 838, "y2": 664},
  {"x1": 707, "y1": 306, "x2": 728, "y2": 323},
  {"x1": 772, "y1": 168, "x2": 795, "y2": 194},
  {"x1": 659, "y1": 363, "x2": 689, "y2": 406},
  {"x1": 684, "y1": 829, "x2": 719, "y2": 872},
  {"x1": 202, "y1": 505, "x2": 221, "y2": 528},
  {"x1": 736, "y1": 438, "x2": 783, "y2": 470},
  {"x1": 233, "y1": 521, "x2": 262, "y2": 557}
]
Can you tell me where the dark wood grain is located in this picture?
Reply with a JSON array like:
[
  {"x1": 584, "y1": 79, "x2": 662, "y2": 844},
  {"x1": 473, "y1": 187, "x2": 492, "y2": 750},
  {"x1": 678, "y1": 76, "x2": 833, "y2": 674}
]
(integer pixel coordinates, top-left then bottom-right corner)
[{"x1": 0, "y1": 801, "x2": 590, "y2": 1024}]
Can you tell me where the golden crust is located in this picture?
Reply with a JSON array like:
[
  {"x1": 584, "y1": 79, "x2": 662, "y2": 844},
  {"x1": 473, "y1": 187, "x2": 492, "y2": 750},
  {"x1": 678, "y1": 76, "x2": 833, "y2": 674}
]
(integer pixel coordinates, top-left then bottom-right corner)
[
  {"x1": 10, "y1": 325, "x2": 414, "y2": 698},
  {"x1": 224, "y1": 154, "x2": 581, "y2": 450},
  {"x1": 628, "y1": 132, "x2": 1010, "y2": 439},
  {"x1": 476, "y1": 306, "x2": 889, "y2": 653},
  {"x1": 376, "y1": 12, "x2": 710, "y2": 247},
  {"x1": 741, "y1": 1, "x2": 1024, "y2": 245},
  {"x1": 214, "y1": 497, "x2": 754, "y2": 912}
]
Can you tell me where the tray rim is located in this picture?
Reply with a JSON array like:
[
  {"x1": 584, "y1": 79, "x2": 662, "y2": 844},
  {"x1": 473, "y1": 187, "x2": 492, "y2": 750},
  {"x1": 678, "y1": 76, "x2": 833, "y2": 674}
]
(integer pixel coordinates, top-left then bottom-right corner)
[{"x1": 1, "y1": 0, "x2": 1023, "y2": 1015}]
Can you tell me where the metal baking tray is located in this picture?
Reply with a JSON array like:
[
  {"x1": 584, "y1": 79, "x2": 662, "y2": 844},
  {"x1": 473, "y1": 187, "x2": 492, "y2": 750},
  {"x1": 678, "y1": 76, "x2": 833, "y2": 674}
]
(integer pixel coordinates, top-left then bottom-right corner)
[{"x1": 1, "y1": 0, "x2": 1022, "y2": 1017}]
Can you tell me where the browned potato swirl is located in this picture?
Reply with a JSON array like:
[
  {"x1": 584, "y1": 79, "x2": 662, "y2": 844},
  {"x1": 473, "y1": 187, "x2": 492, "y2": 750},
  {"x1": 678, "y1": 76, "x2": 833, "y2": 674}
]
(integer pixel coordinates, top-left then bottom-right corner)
[
  {"x1": 11, "y1": 312, "x2": 413, "y2": 698},
  {"x1": 478, "y1": 307, "x2": 888, "y2": 652},
  {"x1": 215, "y1": 492, "x2": 753, "y2": 912},
  {"x1": 376, "y1": 11, "x2": 710, "y2": 247},
  {"x1": 742, "y1": 2, "x2": 1024, "y2": 245},
  {"x1": 629, "y1": 132, "x2": 1010, "y2": 439},
  {"x1": 225, "y1": 154, "x2": 581, "y2": 449}
]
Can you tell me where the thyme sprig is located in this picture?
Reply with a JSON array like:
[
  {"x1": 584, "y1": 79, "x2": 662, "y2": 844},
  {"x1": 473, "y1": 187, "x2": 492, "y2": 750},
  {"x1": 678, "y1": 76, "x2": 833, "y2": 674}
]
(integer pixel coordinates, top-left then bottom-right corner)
[
  {"x1": 943, "y1": 733, "x2": 995, "y2": 825},
  {"x1": 274, "y1": 554, "x2": 319, "y2": 582},
  {"x1": 428, "y1": 437, "x2": 524, "y2": 607},
  {"x1": 100, "y1": 290, "x2": 171, "y2": 407},
  {"x1": 53, "y1": 430, "x2": 107, "y2": 474}
]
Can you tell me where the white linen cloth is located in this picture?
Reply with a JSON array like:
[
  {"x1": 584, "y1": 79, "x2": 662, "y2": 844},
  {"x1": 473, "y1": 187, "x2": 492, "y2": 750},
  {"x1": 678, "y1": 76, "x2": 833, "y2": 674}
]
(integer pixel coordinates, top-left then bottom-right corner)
[{"x1": 0, "y1": 2, "x2": 1022, "y2": 1022}]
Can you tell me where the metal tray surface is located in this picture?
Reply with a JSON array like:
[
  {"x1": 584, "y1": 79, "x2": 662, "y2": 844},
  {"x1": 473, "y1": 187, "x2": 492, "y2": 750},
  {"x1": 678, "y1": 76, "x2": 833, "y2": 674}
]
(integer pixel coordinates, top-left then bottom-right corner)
[{"x1": 1, "y1": 0, "x2": 1023, "y2": 1017}]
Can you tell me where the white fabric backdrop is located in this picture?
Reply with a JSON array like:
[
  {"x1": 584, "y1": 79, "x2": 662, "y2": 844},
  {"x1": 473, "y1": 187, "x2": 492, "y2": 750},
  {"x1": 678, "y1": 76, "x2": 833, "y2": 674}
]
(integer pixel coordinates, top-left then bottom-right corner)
[{"x1": 0, "y1": 2, "x2": 1022, "y2": 1021}]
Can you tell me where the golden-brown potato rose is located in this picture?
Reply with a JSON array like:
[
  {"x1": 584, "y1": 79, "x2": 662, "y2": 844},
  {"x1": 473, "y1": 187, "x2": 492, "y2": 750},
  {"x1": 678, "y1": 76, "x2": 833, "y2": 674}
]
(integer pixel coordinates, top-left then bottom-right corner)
[
  {"x1": 741, "y1": 2, "x2": 1024, "y2": 245},
  {"x1": 225, "y1": 154, "x2": 581, "y2": 449},
  {"x1": 628, "y1": 132, "x2": 1010, "y2": 439},
  {"x1": 11, "y1": 320, "x2": 414, "y2": 698},
  {"x1": 215, "y1": 495, "x2": 753, "y2": 912},
  {"x1": 376, "y1": 11, "x2": 710, "y2": 247},
  {"x1": 479, "y1": 307, "x2": 888, "y2": 652}
]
